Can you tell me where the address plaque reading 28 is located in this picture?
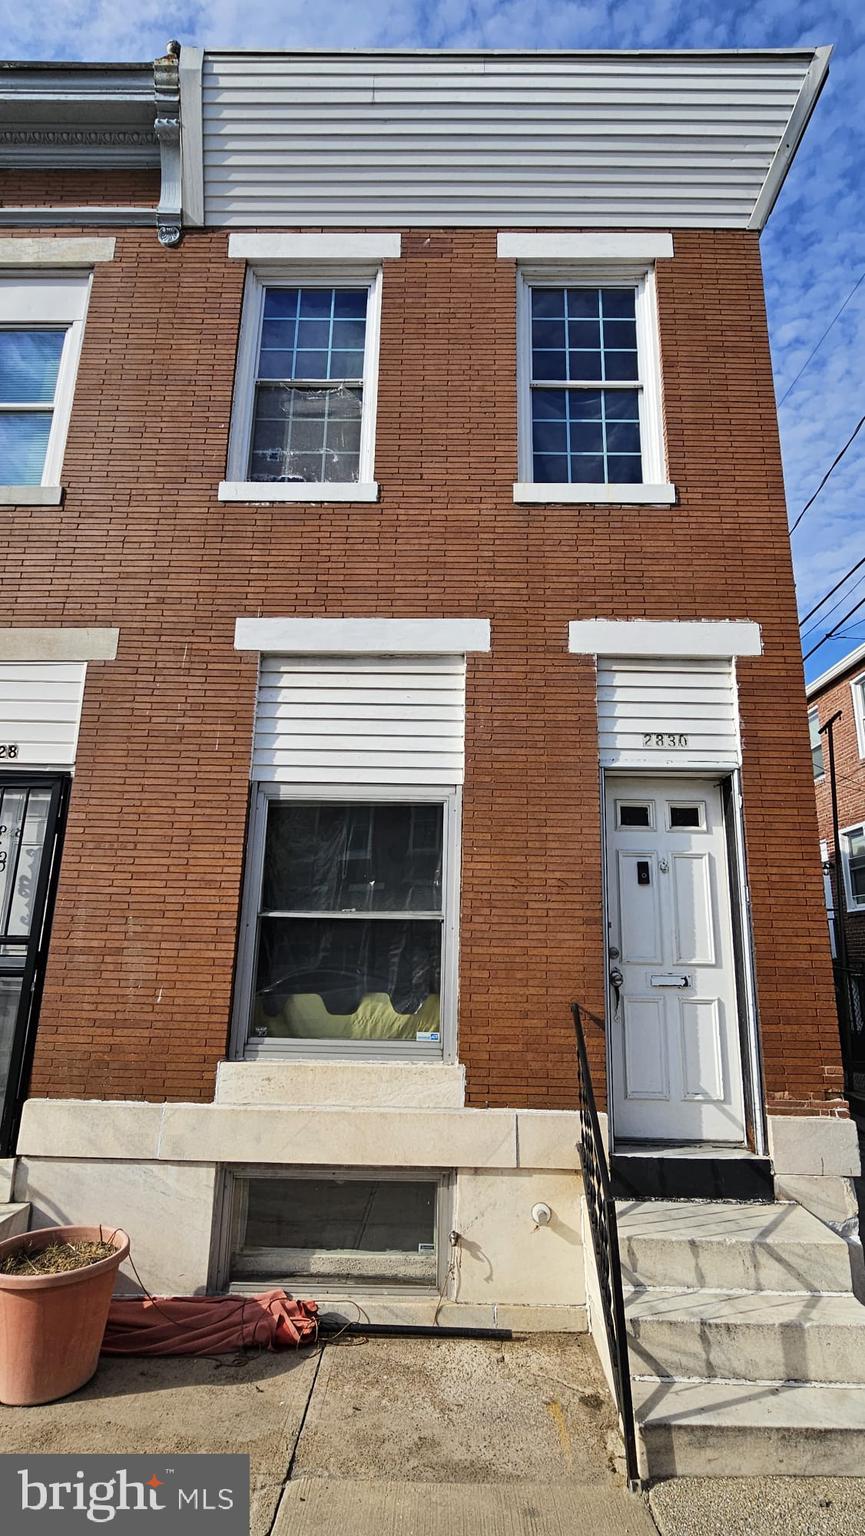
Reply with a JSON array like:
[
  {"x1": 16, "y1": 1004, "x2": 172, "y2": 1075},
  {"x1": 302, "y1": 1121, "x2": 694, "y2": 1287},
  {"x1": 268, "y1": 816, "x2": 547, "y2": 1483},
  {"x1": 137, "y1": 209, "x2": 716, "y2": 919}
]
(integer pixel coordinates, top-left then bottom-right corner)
[{"x1": 0, "y1": 745, "x2": 19, "y2": 759}]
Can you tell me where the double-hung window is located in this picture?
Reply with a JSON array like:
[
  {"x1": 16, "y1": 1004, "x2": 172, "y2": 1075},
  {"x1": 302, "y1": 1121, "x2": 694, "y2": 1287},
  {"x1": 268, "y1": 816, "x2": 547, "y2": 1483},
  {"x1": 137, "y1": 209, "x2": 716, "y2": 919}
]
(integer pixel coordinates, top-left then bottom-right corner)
[
  {"x1": 235, "y1": 791, "x2": 457, "y2": 1059},
  {"x1": 809, "y1": 707, "x2": 824, "y2": 779},
  {"x1": 851, "y1": 675, "x2": 865, "y2": 760},
  {"x1": 0, "y1": 276, "x2": 88, "y2": 494},
  {"x1": 842, "y1": 824, "x2": 865, "y2": 912},
  {"x1": 222, "y1": 259, "x2": 384, "y2": 503},
  {"x1": 528, "y1": 285, "x2": 643, "y2": 486},
  {"x1": 504, "y1": 235, "x2": 674, "y2": 506}
]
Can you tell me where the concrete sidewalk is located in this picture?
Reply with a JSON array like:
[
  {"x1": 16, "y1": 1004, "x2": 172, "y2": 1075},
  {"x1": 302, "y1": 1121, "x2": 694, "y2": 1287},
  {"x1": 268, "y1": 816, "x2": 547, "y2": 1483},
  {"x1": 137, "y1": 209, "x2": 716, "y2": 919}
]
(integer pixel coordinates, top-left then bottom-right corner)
[{"x1": 274, "y1": 1479, "x2": 651, "y2": 1534}]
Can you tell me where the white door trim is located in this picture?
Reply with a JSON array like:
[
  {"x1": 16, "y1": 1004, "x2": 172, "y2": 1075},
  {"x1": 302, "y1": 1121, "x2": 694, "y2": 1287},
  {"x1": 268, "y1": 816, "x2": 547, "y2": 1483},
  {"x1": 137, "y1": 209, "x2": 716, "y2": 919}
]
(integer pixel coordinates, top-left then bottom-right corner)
[{"x1": 601, "y1": 766, "x2": 764, "y2": 1152}]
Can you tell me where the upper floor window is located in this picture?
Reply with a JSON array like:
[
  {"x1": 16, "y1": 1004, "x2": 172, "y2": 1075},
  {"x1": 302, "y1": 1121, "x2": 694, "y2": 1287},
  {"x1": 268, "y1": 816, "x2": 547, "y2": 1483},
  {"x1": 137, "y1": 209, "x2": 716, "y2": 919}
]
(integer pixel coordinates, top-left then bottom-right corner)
[
  {"x1": 0, "y1": 276, "x2": 88, "y2": 490},
  {"x1": 809, "y1": 707, "x2": 824, "y2": 780},
  {"x1": 851, "y1": 675, "x2": 865, "y2": 760},
  {"x1": 841, "y1": 823, "x2": 865, "y2": 912},
  {"x1": 528, "y1": 285, "x2": 642, "y2": 486},
  {"x1": 223, "y1": 267, "x2": 382, "y2": 503},
  {"x1": 506, "y1": 242, "x2": 674, "y2": 507}
]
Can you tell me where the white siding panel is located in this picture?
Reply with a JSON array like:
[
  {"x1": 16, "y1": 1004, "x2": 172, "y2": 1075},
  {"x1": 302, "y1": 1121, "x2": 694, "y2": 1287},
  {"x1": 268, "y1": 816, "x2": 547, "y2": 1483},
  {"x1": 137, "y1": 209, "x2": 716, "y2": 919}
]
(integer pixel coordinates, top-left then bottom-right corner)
[
  {"x1": 201, "y1": 51, "x2": 821, "y2": 228},
  {"x1": 597, "y1": 657, "x2": 740, "y2": 769},
  {"x1": 253, "y1": 655, "x2": 466, "y2": 785},
  {"x1": 0, "y1": 661, "x2": 86, "y2": 768}
]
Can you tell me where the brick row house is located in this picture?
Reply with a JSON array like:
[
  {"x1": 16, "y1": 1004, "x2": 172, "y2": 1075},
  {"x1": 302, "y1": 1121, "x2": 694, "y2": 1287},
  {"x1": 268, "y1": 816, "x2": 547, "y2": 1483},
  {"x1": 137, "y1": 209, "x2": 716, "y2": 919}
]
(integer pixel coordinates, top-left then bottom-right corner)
[
  {"x1": 1, "y1": 45, "x2": 864, "y2": 1472},
  {"x1": 807, "y1": 643, "x2": 865, "y2": 1104}
]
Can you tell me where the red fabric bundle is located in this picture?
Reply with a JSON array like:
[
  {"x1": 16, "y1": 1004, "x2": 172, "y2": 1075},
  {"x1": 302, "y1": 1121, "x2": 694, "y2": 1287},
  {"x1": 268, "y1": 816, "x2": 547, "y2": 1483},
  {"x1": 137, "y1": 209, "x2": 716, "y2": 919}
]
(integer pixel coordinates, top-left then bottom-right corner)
[{"x1": 102, "y1": 1289, "x2": 318, "y2": 1355}]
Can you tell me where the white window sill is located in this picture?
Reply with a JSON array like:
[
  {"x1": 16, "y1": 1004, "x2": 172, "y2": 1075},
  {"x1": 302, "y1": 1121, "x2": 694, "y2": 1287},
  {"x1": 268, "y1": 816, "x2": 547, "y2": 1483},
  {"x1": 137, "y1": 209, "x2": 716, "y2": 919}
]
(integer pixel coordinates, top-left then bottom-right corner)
[
  {"x1": 513, "y1": 482, "x2": 676, "y2": 506},
  {"x1": 218, "y1": 480, "x2": 379, "y2": 504},
  {"x1": 0, "y1": 485, "x2": 64, "y2": 506}
]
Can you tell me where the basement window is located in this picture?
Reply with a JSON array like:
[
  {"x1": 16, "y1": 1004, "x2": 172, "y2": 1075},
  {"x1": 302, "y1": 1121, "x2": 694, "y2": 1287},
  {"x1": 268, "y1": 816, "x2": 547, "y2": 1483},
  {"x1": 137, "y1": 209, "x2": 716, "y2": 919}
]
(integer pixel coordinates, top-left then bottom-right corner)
[{"x1": 228, "y1": 1172, "x2": 441, "y2": 1290}]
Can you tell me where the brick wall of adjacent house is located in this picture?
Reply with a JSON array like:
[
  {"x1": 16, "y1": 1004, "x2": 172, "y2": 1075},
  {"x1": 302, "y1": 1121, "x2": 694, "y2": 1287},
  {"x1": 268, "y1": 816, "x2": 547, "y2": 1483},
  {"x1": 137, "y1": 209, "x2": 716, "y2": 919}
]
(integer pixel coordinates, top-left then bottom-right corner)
[
  {"x1": 0, "y1": 171, "x2": 844, "y2": 1116},
  {"x1": 811, "y1": 670, "x2": 865, "y2": 967}
]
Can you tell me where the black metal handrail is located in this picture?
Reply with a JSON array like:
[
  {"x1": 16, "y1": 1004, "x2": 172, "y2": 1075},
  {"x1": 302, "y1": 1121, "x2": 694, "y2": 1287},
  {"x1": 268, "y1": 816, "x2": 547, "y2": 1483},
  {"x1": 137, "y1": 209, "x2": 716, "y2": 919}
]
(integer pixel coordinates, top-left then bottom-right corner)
[{"x1": 571, "y1": 1001, "x2": 641, "y2": 1491}]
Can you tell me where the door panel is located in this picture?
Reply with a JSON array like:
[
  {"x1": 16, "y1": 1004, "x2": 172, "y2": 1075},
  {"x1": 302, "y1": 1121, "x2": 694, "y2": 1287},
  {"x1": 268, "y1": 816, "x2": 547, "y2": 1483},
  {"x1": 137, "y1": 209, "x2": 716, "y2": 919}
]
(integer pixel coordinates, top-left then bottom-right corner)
[
  {"x1": 0, "y1": 776, "x2": 67, "y2": 1154},
  {"x1": 671, "y1": 852, "x2": 716, "y2": 966},
  {"x1": 606, "y1": 775, "x2": 746, "y2": 1144}
]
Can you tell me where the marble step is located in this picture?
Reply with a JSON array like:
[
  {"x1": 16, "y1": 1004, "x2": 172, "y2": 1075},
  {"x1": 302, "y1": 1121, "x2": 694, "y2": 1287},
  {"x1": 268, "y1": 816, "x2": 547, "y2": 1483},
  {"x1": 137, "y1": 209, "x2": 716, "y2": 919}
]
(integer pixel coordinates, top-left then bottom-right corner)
[
  {"x1": 616, "y1": 1198, "x2": 855, "y2": 1294},
  {"x1": 625, "y1": 1285, "x2": 865, "y2": 1384},
  {"x1": 633, "y1": 1377, "x2": 865, "y2": 1477},
  {"x1": 0, "y1": 1202, "x2": 29, "y2": 1242}
]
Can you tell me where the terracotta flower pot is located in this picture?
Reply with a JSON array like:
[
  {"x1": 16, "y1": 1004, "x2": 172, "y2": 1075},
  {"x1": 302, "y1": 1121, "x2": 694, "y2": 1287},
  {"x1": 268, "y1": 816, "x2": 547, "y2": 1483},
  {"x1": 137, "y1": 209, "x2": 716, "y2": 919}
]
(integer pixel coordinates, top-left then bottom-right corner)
[{"x1": 0, "y1": 1224, "x2": 130, "y2": 1406}]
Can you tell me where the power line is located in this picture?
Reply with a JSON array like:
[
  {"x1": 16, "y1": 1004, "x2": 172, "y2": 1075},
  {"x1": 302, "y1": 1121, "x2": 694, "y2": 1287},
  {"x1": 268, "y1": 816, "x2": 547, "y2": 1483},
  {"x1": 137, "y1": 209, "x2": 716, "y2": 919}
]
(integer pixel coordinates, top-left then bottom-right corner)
[
  {"x1": 789, "y1": 412, "x2": 865, "y2": 535},
  {"x1": 779, "y1": 269, "x2": 865, "y2": 407},
  {"x1": 799, "y1": 552, "x2": 865, "y2": 627},
  {"x1": 800, "y1": 567, "x2": 865, "y2": 643},
  {"x1": 803, "y1": 591, "x2": 865, "y2": 661}
]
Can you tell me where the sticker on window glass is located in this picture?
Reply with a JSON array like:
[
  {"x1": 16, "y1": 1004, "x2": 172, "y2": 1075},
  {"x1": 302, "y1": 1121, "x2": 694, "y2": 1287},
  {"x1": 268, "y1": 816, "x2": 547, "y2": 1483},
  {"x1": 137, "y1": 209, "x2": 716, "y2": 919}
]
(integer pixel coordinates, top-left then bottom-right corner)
[
  {"x1": 418, "y1": 1242, "x2": 436, "y2": 1254},
  {"x1": 416, "y1": 1030, "x2": 440, "y2": 1042}
]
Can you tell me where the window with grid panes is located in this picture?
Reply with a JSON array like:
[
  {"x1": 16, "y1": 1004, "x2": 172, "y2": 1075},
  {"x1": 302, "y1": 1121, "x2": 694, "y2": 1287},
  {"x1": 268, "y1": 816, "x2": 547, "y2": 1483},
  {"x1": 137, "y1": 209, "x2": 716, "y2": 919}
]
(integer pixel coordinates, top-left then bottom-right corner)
[
  {"x1": 529, "y1": 286, "x2": 643, "y2": 485},
  {"x1": 249, "y1": 286, "x2": 368, "y2": 484},
  {"x1": 0, "y1": 329, "x2": 67, "y2": 485}
]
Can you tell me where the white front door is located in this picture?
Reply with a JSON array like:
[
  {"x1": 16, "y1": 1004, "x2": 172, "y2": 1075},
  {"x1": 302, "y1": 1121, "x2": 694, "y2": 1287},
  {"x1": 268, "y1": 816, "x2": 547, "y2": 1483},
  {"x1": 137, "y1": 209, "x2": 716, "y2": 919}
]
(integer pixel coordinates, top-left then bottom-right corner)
[{"x1": 605, "y1": 775, "x2": 746, "y2": 1144}]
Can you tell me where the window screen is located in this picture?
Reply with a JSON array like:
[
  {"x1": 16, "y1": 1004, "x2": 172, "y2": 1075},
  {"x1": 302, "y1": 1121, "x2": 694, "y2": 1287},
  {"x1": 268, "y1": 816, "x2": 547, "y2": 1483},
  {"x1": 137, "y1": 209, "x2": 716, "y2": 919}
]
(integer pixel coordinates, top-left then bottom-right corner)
[
  {"x1": 530, "y1": 287, "x2": 642, "y2": 485},
  {"x1": 249, "y1": 287, "x2": 368, "y2": 484},
  {"x1": 232, "y1": 1175, "x2": 438, "y2": 1286},
  {"x1": 0, "y1": 330, "x2": 66, "y2": 484}
]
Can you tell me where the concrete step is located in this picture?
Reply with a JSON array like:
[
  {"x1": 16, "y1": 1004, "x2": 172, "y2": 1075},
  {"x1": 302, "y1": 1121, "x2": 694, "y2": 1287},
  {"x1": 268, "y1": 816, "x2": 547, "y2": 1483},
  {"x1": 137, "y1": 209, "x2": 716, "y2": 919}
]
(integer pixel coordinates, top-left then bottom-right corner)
[
  {"x1": 625, "y1": 1286, "x2": 865, "y2": 1384},
  {"x1": 617, "y1": 1198, "x2": 855, "y2": 1294},
  {"x1": 633, "y1": 1377, "x2": 865, "y2": 1477},
  {"x1": 0, "y1": 1202, "x2": 29, "y2": 1241}
]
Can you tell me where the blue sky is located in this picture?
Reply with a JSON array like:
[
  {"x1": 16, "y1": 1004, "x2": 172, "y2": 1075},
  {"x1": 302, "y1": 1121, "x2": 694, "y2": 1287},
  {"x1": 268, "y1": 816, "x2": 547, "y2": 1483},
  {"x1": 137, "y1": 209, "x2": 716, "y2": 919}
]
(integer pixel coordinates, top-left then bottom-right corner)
[{"x1": 2, "y1": 0, "x2": 864, "y2": 684}]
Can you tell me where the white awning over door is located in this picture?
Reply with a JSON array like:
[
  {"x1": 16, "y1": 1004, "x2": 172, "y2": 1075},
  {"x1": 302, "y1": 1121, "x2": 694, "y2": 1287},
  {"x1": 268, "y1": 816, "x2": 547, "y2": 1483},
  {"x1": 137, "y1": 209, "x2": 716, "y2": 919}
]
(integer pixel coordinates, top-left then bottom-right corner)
[{"x1": 596, "y1": 655, "x2": 741, "y2": 770}]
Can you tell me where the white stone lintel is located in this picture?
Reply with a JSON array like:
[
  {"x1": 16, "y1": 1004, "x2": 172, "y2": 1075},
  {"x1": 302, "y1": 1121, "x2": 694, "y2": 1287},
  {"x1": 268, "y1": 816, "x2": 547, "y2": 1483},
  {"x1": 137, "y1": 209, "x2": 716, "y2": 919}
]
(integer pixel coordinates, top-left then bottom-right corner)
[
  {"x1": 228, "y1": 233, "x2": 401, "y2": 263},
  {"x1": 0, "y1": 626, "x2": 119, "y2": 662},
  {"x1": 568, "y1": 619, "x2": 763, "y2": 658},
  {"x1": 0, "y1": 236, "x2": 116, "y2": 267},
  {"x1": 497, "y1": 232, "x2": 674, "y2": 262},
  {"x1": 234, "y1": 616, "x2": 491, "y2": 655}
]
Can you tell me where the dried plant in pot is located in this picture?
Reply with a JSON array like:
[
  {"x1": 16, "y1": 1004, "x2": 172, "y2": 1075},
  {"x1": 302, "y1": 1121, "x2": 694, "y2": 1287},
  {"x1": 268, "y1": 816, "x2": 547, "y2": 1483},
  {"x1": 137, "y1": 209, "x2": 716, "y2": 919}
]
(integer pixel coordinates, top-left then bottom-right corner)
[{"x1": 0, "y1": 1224, "x2": 130, "y2": 1406}]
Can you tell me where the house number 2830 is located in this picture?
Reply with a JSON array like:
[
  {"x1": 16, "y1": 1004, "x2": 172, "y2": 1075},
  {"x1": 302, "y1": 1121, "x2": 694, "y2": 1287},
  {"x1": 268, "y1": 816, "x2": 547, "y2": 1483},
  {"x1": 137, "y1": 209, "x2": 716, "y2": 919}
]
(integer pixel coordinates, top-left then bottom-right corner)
[
  {"x1": 643, "y1": 733, "x2": 688, "y2": 748},
  {"x1": 0, "y1": 745, "x2": 19, "y2": 758}
]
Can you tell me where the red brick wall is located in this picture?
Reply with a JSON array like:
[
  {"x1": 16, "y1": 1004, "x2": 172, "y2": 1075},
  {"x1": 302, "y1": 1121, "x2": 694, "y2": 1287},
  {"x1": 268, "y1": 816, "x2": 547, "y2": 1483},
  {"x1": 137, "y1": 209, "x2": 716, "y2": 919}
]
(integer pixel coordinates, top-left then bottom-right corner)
[
  {"x1": 0, "y1": 213, "x2": 843, "y2": 1116},
  {"x1": 811, "y1": 669, "x2": 865, "y2": 966},
  {"x1": 0, "y1": 169, "x2": 160, "y2": 207}
]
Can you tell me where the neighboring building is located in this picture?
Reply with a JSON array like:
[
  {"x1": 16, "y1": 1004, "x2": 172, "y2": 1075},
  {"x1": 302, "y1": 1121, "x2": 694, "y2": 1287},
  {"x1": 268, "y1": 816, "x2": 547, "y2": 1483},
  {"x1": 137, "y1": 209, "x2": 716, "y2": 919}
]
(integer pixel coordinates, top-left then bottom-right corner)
[
  {"x1": 807, "y1": 640, "x2": 865, "y2": 1099},
  {"x1": 1, "y1": 44, "x2": 863, "y2": 1472}
]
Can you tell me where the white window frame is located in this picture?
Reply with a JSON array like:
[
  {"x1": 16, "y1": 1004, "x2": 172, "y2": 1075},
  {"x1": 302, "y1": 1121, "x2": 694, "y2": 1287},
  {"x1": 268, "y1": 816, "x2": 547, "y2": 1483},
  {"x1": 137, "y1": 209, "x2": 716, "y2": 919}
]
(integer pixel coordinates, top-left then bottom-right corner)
[
  {"x1": 840, "y1": 821, "x2": 865, "y2": 914},
  {"x1": 216, "y1": 1166, "x2": 452, "y2": 1297},
  {"x1": 221, "y1": 1166, "x2": 449, "y2": 1296},
  {"x1": 0, "y1": 273, "x2": 90, "y2": 498},
  {"x1": 850, "y1": 675, "x2": 865, "y2": 760},
  {"x1": 230, "y1": 782, "x2": 461, "y2": 1063},
  {"x1": 513, "y1": 262, "x2": 674, "y2": 506},
  {"x1": 808, "y1": 705, "x2": 825, "y2": 780},
  {"x1": 220, "y1": 264, "x2": 383, "y2": 503}
]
